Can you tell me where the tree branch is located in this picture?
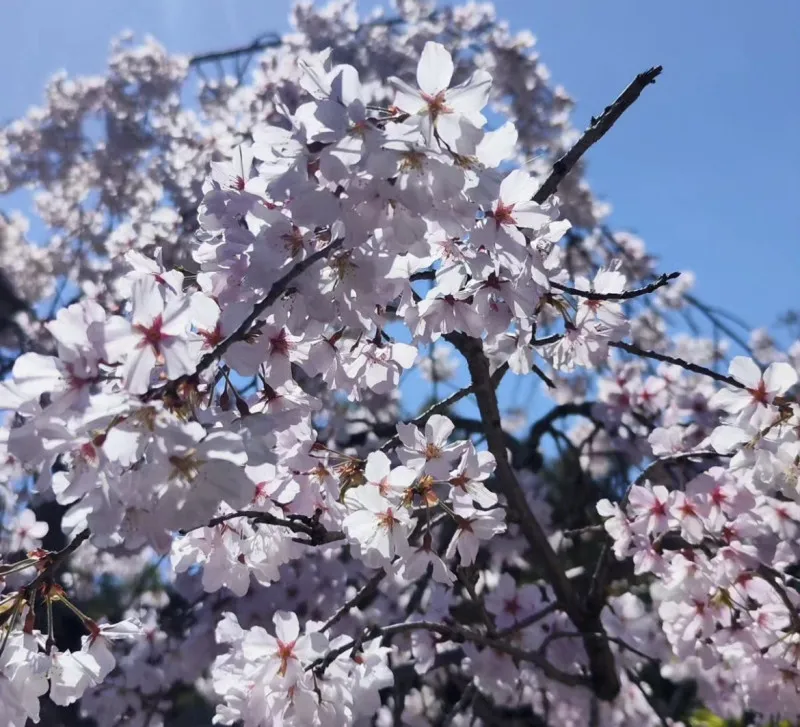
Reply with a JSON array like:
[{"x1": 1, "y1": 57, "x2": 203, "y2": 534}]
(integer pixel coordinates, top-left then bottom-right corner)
[
  {"x1": 178, "y1": 508, "x2": 344, "y2": 545},
  {"x1": 321, "y1": 569, "x2": 387, "y2": 632},
  {"x1": 312, "y1": 619, "x2": 590, "y2": 688},
  {"x1": 445, "y1": 331, "x2": 621, "y2": 700},
  {"x1": 586, "y1": 449, "x2": 726, "y2": 611},
  {"x1": 551, "y1": 271, "x2": 680, "y2": 301},
  {"x1": 610, "y1": 340, "x2": 746, "y2": 389},
  {"x1": 190, "y1": 33, "x2": 282, "y2": 66},
  {"x1": 379, "y1": 363, "x2": 508, "y2": 452},
  {"x1": 533, "y1": 66, "x2": 663, "y2": 204},
  {"x1": 145, "y1": 239, "x2": 342, "y2": 401}
]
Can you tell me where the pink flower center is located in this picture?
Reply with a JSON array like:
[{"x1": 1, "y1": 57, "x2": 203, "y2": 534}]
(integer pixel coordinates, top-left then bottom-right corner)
[
  {"x1": 749, "y1": 379, "x2": 769, "y2": 405},
  {"x1": 134, "y1": 314, "x2": 169, "y2": 353},
  {"x1": 276, "y1": 640, "x2": 297, "y2": 677},
  {"x1": 270, "y1": 328, "x2": 292, "y2": 357},
  {"x1": 492, "y1": 201, "x2": 516, "y2": 228},
  {"x1": 421, "y1": 90, "x2": 452, "y2": 119},
  {"x1": 199, "y1": 322, "x2": 224, "y2": 349},
  {"x1": 711, "y1": 485, "x2": 727, "y2": 507},
  {"x1": 379, "y1": 508, "x2": 399, "y2": 531},
  {"x1": 424, "y1": 443, "x2": 442, "y2": 460}
]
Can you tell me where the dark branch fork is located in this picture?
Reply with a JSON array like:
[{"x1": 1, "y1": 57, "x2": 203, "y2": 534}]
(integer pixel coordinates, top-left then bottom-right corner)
[
  {"x1": 445, "y1": 330, "x2": 622, "y2": 699},
  {"x1": 160, "y1": 64, "x2": 665, "y2": 703},
  {"x1": 401, "y1": 64, "x2": 666, "y2": 701},
  {"x1": 341, "y1": 64, "x2": 667, "y2": 701}
]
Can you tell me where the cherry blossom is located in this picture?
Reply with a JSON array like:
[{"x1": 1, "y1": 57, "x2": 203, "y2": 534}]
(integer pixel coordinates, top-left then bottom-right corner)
[
  {"x1": 0, "y1": 1, "x2": 797, "y2": 724},
  {"x1": 396, "y1": 414, "x2": 466, "y2": 480},
  {"x1": 342, "y1": 486, "x2": 413, "y2": 566},
  {"x1": 389, "y1": 40, "x2": 492, "y2": 151}
]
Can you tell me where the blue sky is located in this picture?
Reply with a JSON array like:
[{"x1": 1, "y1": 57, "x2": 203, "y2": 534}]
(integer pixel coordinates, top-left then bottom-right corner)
[{"x1": 1, "y1": 0, "x2": 798, "y2": 338}]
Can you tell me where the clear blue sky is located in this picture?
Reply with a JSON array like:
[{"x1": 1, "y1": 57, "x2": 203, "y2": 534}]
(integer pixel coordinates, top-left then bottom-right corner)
[{"x1": 1, "y1": 0, "x2": 798, "y2": 336}]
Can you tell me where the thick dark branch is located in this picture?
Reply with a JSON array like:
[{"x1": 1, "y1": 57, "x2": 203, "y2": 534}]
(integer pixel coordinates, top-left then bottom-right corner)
[
  {"x1": 610, "y1": 340, "x2": 746, "y2": 389},
  {"x1": 551, "y1": 271, "x2": 680, "y2": 301},
  {"x1": 533, "y1": 66, "x2": 663, "y2": 204},
  {"x1": 409, "y1": 269, "x2": 436, "y2": 283},
  {"x1": 532, "y1": 333, "x2": 564, "y2": 346},
  {"x1": 445, "y1": 331, "x2": 620, "y2": 700}
]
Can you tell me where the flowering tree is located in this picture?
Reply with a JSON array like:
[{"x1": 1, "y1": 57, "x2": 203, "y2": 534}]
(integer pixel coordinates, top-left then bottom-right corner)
[{"x1": 0, "y1": 1, "x2": 798, "y2": 725}]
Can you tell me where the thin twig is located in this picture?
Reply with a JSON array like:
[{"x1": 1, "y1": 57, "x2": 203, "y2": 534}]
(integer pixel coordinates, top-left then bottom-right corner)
[
  {"x1": 551, "y1": 271, "x2": 680, "y2": 301},
  {"x1": 311, "y1": 619, "x2": 590, "y2": 687},
  {"x1": 495, "y1": 602, "x2": 560, "y2": 637},
  {"x1": 379, "y1": 363, "x2": 508, "y2": 452},
  {"x1": 145, "y1": 239, "x2": 342, "y2": 400},
  {"x1": 179, "y1": 509, "x2": 344, "y2": 545},
  {"x1": 533, "y1": 66, "x2": 663, "y2": 204},
  {"x1": 586, "y1": 450, "x2": 725, "y2": 611},
  {"x1": 0, "y1": 529, "x2": 92, "y2": 661},
  {"x1": 190, "y1": 33, "x2": 282, "y2": 66},
  {"x1": 610, "y1": 340, "x2": 746, "y2": 389},
  {"x1": 321, "y1": 569, "x2": 387, "y2": 632}
]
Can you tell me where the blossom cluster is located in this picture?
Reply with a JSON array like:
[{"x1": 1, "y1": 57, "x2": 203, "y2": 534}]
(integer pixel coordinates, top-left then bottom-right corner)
[
  {"x1": 0, "y1": 1, "x2": 798, "y2": 725},
  {"x1": 598, "y1": 356, "x2": 800, "y2": 717}
]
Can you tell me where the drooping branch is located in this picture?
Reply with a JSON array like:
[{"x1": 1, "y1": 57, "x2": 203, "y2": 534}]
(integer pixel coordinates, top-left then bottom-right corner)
[
  {"x1": 533, "y1": 65, "x2": 663, "y2": 205},
  {"x1": 610, "y1": 340, "x2": 746, "y2": 389},
  {"x1": 586, "y1": 449, "x2": 727, "y2": 612}
]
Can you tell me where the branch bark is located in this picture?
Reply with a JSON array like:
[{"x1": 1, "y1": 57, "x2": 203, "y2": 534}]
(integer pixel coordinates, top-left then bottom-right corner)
[
  {"x1": 379, "y1": 363, "x2": 508, "y2": 452},
  {"x1": 145, "y1": 239, "x2": 342, "y2": 401},
  {"x1": 312, "y1": 619, "x2": 590, "y2": 688},
  {"x1": 445, "y1": 331, "x2": 621, "y2": 700},
  {"x1": 551, "y1": 271, "x2": 680, "y2": 301},
  {"x1": 533, "y1": 66, "x2": 663, "y2": 205},
  {"x1": 610, "y1": 340, "x2": 746, "y2": 389}
]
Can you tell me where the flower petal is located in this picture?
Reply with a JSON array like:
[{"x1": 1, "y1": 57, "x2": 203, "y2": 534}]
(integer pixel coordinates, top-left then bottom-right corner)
[
  {"x1": 417, "y1": 41, "x2": 453, "y2": 96},
  {"x1": 728, "y1": 356, "x2": 762, "y2": 389}
]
